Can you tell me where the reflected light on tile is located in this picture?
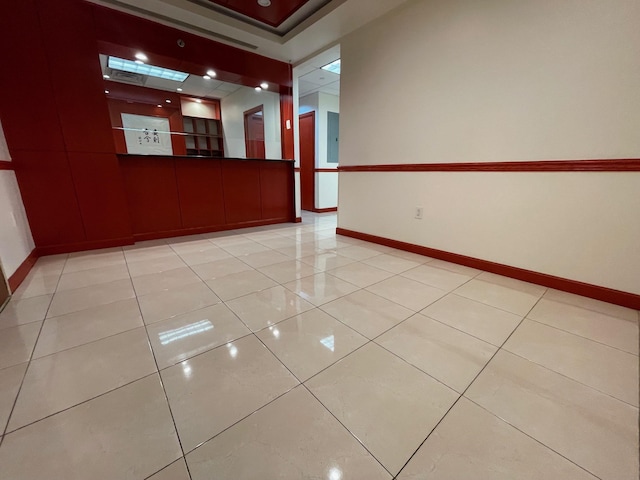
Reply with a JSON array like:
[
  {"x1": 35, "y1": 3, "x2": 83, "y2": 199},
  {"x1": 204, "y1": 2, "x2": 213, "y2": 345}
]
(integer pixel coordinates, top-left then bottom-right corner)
[
  {"x1": 182, "y1": 361, "x2": 192, "y2": 379},
  {"x1": 159, "y1": 320, "x2": 213, "y2": 345},
  {"x1": 269, "y1": 326, "x2": 280, "y2": 338},
  {"x1": 227, "y1": 342, "x2": 238, "y2": 358},
  {"x1": 329, "y1": 467, "x2": 342, "y2": 480},
  {"x1": 321, "y1": 335, "x2": 335, "y2": 352}
]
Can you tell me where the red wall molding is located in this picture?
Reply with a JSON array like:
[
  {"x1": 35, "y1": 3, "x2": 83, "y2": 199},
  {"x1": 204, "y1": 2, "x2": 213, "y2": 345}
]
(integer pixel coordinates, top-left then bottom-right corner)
[
  {"x1": 338, "y1": 159, "x2": 640, "y2": 172},
  {"x1": 8, "y1": 249, "x2": 38, "y2": 292},
  {"x1": 336, "y1": 228, "x2": 640, "y2": 310},
  {"x1": 0, "y1": 161, "x2": 14, "y2": 171},
  {"x1": 294, "y1": 217, "x2": 302, "y2": 223},
  {"x1": 315, "y1": 168, "x2": 338, "y2": 173}
]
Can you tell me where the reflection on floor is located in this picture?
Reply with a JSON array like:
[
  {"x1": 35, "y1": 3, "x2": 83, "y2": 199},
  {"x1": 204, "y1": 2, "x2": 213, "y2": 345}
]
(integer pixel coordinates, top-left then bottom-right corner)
[{"x1": 0, "y1": 212, "x2": 637, "y2": 479}]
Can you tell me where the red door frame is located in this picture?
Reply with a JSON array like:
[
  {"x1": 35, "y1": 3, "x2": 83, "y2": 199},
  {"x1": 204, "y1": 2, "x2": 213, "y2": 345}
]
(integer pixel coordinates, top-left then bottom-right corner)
[
  {"x1": 244, "y1": 105, "x2": 266, "y2": 159},
  {"x1": 299, "y1": 111, "x2": 315, "y2": 211}
]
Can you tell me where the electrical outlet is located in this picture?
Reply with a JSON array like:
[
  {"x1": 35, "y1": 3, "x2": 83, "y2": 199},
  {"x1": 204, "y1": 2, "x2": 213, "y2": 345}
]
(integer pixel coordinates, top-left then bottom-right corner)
[{"x1": 414, "y1": 206, "x2": 423, "y2": 219}]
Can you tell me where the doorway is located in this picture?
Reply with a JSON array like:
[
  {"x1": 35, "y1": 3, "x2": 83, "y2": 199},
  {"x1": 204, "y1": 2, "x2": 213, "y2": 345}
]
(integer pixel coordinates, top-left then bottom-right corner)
[
  {"x1": 299, "y1": 111, "x2": 315, "y2": 211},
  {"x1": 244, "y1": 106, "x2": 265, "y2": 159}
]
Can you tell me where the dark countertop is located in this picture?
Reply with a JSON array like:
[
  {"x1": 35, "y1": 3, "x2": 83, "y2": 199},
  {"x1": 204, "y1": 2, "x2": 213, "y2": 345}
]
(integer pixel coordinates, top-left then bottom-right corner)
[{"x1": 117, "y1": 154, "x2": 294, "y2": 162}]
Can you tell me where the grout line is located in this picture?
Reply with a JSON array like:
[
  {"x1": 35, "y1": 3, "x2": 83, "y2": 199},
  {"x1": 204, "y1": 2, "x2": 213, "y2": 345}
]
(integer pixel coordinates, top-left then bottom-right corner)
[
  {"x1": 524, "y1": 316, "x2": 639, "y2": 357},
  {"x1": 246, "y1": 325, "x2": 394, "y2": 477},
  {"x1": 391, "y1": 290, "x2": 548, "y2": 479},
  {"x1": 462, "y1": 397, "x2": 605, "y2": 480},
  {"x1": 122, "y1": 252, "x2": 195, "y2": 480},
  {"x1": 0, "y1": 254, "x2": 69, "y2": 447},
  {"x1": 499, "y1": 344, "x2": 639, "y2": 409}
]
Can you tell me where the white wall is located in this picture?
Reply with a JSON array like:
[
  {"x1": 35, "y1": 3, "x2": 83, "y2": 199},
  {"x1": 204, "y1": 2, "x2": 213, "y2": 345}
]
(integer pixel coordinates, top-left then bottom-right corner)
[
  {"x1": 299, "y1": 91, "x2": 340, "y2": 209},
  {"x1": 338, "y1": 0, "x2": 640, "y2": 294},
  {"x1": 220, "y1": 86, "x2": 282, "y2": 159},
  {"x1": 0, "y1": 119, "x2": 35, "y2": 281}
]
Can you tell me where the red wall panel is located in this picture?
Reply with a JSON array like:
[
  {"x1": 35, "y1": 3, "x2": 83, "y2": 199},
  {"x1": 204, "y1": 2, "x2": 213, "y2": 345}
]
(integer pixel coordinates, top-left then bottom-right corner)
[
  {"x1": 36, "y1": 0, "x2": 115, "y2": 154},
  {"x1": 0, "y1": 0, "x2": 66, "y2": 153},
  {"x1": 67, "y1": 153, "x2": 133, "y2": 240},
  {"x1": 0, "y1": 0, "x2": 294, "y2": 253},
  {"x1": 221, "y1": 160, "x2": 263, "y2": 223},
  {"x1": 91, "y1": 6, "x2": 292, "y2": 88},
  {"x1": 12, "y1": 151, "x2": 86, "y2": 246},
  {"x1": 120, "y1": 157, "x2": 182, "y2": 235},
  {"x1": 260, "y1": 162, "x2": 293, "y2": 220},
  {"x1": 175, "y1": 159, "x2": 226, "y2": 228}
]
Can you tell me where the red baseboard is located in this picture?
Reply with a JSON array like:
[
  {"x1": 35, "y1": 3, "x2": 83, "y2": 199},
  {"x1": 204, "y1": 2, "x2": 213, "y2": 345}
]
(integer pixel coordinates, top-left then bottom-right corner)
[
  {"x1": 311, "y1": 207, "x2": 338, "y2": 213},
  {"x1": 8, "y1": 249, "x2": 38, "y2": 292},
  {"x1": 0, "y1": 160, "x2": 14, "y2": 171},
  {"x1": 336, "y1": 228, "x2": 640, "y2": 310},
  {"x1": 36, "y1": 237, "x2": 135, "y2": 256},
  {"x1": 133, "y1": 217, "x2": 292, "y2": 242},
  {"x1": 294, "y1": 217, "x2": 302, "y2": 223}
]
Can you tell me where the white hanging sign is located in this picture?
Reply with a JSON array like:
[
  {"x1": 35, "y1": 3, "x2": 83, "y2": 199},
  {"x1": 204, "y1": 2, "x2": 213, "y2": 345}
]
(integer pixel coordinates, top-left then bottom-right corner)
[{"x1": 121, "y1": 113, "x2": 173, "y2": 155}]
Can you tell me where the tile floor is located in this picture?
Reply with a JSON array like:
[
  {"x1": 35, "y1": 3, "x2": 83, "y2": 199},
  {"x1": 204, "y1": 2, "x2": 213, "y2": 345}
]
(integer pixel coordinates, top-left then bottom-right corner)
[{"x1": 0, "y1": 212, "x2": 638, "y2": 479}]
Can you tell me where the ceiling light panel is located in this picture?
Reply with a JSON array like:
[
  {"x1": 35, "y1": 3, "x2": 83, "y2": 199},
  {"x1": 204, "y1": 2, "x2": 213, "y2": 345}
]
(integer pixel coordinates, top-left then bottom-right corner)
[
  {"x1": 108, "y1": 56, "x2": 189, "y2": 82},
  {"x1": 321, "y1": 59, "x2": 341, "y2": 75}
]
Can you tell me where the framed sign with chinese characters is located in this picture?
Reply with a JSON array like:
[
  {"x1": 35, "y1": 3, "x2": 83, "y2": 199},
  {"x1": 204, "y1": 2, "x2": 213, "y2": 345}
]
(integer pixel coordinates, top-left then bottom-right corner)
[{"x1": 121, "y1": 113, "x2": 173, "y2": 155}]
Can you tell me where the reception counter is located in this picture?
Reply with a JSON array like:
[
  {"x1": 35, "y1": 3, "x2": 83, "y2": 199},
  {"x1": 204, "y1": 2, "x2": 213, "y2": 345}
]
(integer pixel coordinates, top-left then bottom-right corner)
[{"x1": 119, "y1": 155, "x2": 295, "y2": 241}]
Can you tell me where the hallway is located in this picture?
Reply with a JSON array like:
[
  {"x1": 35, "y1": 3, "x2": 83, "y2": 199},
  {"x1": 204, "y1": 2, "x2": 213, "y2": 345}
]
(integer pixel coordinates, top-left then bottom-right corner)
[{"x1": 0, "y1": 212, "x2": 637, "y2": 479}]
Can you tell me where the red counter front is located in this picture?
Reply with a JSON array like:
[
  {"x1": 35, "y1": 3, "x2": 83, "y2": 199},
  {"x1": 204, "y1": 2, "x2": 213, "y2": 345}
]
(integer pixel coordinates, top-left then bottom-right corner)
[{"x1": 119, "y1": 155, "x2": 295, "y2": 241}]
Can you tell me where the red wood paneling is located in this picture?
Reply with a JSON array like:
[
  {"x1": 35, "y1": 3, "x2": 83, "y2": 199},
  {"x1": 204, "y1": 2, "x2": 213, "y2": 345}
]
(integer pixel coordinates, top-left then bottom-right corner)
[
  {"x1": 91, "y1": 6, "x2": 292, "y2": 88},
  {"x1": 120, "y1": 156, "x2": 182, "y2": 234},
  {"x1": 209, "y1": 0, "x2": 310, "y2": 27},
  {"x1": 67, "y1": 152, "x2": 133, "y2": 240},
  {"x1": 221, "y1": 160, "x2": 263, "y2": 223},
  {"x1": 0, "y1": 0, "x2": 294, "y2": 254},
  {"x1": 260, "y1": 161, "x2": 293, "y2": 220},
  {"x1": 12, "y1": 151, "x2": 86, "y2": 246},
  {"x1": 299, "y1": 112, "x2": 315, "y2": 210},
  {"x1": 175, "y1": 159, "x2": 226, "y2": 228},
  {"x1": 36, "y1": 0, "x2": 115, "y2": 154},
  {"x1": 336, "y1": 228, "x2": 640, "y2": 310},
  {"x1": 0, "y1": 0, "x2": 66, "y2": 153},
  {"x1": 338, "y1": 159, "x2": 640, "y2": 172}
]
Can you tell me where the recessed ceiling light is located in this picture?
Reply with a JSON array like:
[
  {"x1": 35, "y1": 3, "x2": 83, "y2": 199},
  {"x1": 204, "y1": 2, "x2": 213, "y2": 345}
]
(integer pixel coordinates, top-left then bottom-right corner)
[
  {"x1": 108, "y1": 56, "x2": 189, "y2": 82},
  {"x1": 260, "y1": 82, "x2": 269, "y2": 89},
  {"x1": 206, "y1": 69, "x2": 217, "y2": 77},
  {"x1": 258, "y1": 0, "x2": 271, "y2": 6},
  {"x1": 135, "y1": 52, "x2": 148, "y2": 62},
  {"x1": 176, "y1": 87, "x2": 183, "y2": 92},
  {"x1": 254, "y1": 86, "x2": 262, "y2": 92},
  {"x1": 103, "y1": 74, "x2": 110, "y2": 79},
  {"x1": 104, "y1": 90, "x2": 109, "y2": 94},
  {"x1": 321, "y1": 58, "x2": 341, "y2": 75},
  {"x1": 203, "y1": 75, "x2": 211, "y2": 80},
  {"x1": 195, "y1": 99, "x2": 202, "y2": 103},
  {"x1": 157, "y1": 104, "x2": 162, "y2": 107}
]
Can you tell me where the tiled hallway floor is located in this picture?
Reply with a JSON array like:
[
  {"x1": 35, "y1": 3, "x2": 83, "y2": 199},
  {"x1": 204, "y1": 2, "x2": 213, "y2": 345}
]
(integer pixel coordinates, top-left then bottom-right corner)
[{"x1": 0, "y1": 212, "x2": 637, "y2": 479}]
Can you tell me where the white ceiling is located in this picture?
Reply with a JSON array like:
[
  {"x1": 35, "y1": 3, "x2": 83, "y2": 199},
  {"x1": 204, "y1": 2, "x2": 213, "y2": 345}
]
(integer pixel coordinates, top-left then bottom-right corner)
[
  {"x1": 87, "y1": 0, "x2": 410, "y2": 64},
  {"x1": 297, "y1": 45, "x2": 340, "y2": 97}
]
